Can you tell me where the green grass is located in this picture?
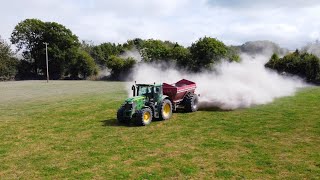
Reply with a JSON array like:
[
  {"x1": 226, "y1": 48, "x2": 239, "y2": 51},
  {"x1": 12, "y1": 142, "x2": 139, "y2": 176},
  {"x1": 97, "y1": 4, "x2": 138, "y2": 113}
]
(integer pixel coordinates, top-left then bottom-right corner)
[{"x1": 0, "y1": 80, "x2": 319, "y2": 179}]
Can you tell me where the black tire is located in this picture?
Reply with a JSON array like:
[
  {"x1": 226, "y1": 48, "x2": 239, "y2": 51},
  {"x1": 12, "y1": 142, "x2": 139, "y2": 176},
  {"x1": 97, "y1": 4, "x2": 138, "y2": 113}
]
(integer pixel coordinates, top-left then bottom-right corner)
[
  {"x1": 159, "y1": 99, "x2": 173, "y2": 120},
  {"x1": 117, "y1": 106, "x2": 128, "y2": 123},
  {"x1": 134, "y1": 108, "x2": 153, "y2": 126},
  {"x1": 184, "y1": 94, "x2": 199, "y2": 112}
]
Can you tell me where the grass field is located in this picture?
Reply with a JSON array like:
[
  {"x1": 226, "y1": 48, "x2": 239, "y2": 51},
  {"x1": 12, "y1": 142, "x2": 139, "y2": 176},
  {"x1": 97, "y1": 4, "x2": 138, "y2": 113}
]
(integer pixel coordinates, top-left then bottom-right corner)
[{"x1": 0, "y1": 80, "x2": 319, "y2": 179}]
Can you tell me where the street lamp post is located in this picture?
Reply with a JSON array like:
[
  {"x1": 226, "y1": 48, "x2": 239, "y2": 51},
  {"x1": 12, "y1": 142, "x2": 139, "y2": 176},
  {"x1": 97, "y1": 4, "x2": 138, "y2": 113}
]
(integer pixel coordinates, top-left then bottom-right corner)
[{"x1": 43, "y1": 42, "x2": 49, "y2": 83}]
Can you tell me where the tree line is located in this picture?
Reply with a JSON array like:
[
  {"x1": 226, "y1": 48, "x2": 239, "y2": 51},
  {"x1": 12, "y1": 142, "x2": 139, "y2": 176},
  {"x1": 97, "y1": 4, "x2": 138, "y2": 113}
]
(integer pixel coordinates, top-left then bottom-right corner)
[
  {"x1": 0, "y1": 19, "x2": 240, "y2": 81},
  {"x1": 266, "y1": 50, "x2": 320, "y2": 84},
  {"x1": 1, "y1": 18, "x2": 320, "y2": 83}
]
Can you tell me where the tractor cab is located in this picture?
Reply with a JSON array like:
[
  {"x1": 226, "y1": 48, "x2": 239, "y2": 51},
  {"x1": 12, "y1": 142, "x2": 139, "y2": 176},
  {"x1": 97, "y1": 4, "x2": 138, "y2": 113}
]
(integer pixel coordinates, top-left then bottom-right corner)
[{"x1": 133, "y1": 84, "x2": 162, "y2": 102}]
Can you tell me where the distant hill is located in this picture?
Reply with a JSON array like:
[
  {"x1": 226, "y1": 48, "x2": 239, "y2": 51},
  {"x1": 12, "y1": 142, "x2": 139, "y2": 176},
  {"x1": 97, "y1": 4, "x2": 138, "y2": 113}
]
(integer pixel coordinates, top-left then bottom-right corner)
[{"x1": 232, "y1": 40, "x2": 289, "y2": 56}]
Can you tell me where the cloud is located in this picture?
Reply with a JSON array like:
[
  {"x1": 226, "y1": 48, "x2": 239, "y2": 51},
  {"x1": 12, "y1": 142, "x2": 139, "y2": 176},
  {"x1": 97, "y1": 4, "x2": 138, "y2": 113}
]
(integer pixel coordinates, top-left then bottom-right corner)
[
  {"x1": 207, "y1": 0, "x2": 320, "y2": 9},
  {"x1": 0, "y1": 0, "x2": 319, "y2": 49}
]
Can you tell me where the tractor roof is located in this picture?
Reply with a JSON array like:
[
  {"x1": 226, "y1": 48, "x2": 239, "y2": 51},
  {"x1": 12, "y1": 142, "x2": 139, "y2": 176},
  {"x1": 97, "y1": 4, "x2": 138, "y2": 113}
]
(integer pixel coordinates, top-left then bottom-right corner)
[{"x1": 136, "y1": 83, "x2": 162, "y2": 86}]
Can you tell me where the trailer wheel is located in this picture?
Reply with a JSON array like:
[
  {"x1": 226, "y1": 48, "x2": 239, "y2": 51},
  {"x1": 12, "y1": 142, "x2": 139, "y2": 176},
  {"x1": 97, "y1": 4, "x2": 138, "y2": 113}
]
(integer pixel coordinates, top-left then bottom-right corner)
[
  {"x1": 134, "y1": 108, "x2": 153, "y2": 126},
  {"x1": 117, "y1": 106, "x2": 128, "y2": 123},
  {"x1": 159, "y1": 99, "x2": 173, "y2": 120},
  {"x1": 185, "y1": 94, "x2": 199, "y2": 112}
]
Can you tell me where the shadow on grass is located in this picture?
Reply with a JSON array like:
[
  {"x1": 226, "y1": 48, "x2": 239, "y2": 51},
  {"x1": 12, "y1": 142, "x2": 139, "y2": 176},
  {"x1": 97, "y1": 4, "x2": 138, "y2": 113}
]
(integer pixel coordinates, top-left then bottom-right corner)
[
  {"x1": 101, "y1": 118, "x2": 164, "y2": 127},
  {"x1": 198, "y1": 107, "x2": 232, "y2": 112},
  {"x1": 101, "y1": 105, "x2": 229, "y2": 127},
  {"x1": 197, "y1": 102, "x2": 234, "y2": 112},
  {"x1": 175, "y1": 107, "x2": 229, "y2": 112},
  {"x1": 173, "y1": 107, "x2": 226, "y2": 114},
  {"x1": 101, "y1": 118, "x2": 132, "y2": 127}
]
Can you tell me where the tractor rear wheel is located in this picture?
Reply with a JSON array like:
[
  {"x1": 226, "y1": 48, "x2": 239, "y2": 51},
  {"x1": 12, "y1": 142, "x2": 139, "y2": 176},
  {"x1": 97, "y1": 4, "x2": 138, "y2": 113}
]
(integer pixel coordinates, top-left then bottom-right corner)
[
  {"x1": 159, "y1": 99, "x2": 173, "y2": 120},
  {"x1": 134, "y1": 108, "x2": 153, "y2": 126},
  {"x1": 117, "y1": 106, "x2": 128, "y2": 123},
  {"x1": 185, "y1": 94, "x2": 199, "y2": 112}
]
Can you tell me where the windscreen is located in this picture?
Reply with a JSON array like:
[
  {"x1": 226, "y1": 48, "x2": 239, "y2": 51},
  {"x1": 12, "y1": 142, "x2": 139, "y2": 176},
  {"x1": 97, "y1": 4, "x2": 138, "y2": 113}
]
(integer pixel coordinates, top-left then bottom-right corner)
[{"x1": 137, "y1": 86, "x2": 153, "y2": 96}]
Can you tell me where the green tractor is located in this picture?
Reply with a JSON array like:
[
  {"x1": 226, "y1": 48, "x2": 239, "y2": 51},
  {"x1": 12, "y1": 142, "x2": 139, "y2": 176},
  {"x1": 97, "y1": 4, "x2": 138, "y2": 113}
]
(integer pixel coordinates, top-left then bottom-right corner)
[
  {"x1": 117, "y1": 83, "x2": 173, "y2": 126},
  {"x1": 117, "y1": 79, "x2": 198, "y2": 126}
]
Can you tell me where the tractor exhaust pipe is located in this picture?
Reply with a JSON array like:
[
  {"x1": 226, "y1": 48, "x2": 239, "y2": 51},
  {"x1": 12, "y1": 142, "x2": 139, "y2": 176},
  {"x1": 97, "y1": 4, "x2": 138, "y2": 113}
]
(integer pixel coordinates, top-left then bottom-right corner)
[{"x1": 132, "y1": 85, "x2": 136, "y2": 97}]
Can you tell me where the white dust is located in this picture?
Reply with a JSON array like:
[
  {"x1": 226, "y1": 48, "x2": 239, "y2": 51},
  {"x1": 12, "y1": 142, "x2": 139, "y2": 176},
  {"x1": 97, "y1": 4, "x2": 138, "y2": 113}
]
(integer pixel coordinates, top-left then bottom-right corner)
[
  {"x1": 127, "y1": 54, "x2": 307, "y2": 110},
  {"x1": 120, "y1": 47, "x2": 142, "y2": 62}
]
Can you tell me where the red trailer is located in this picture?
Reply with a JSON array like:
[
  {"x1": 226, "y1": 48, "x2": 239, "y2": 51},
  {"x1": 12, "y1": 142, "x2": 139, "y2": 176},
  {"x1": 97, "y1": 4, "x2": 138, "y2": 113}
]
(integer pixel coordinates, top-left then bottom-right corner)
[{"x1": 162, "y1": 79, "x2": 199, "y2": 112}]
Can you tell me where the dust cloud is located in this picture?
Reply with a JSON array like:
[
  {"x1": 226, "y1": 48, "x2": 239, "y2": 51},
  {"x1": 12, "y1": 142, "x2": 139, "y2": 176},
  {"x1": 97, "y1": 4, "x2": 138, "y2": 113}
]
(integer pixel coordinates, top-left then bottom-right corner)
[{"x1": 127, "y1": 54, "x2": 307, "y2": 110}]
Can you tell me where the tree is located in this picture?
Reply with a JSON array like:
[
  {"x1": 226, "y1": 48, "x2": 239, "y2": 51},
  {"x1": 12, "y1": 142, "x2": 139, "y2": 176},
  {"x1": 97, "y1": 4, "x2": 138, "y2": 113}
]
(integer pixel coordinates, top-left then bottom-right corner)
[
  {"x1": 265, "y1": 53, "x2": 280, "y2": 69},
  {"x1": 123, "y1": 38, "x2": 144, "y2": 50},
  {"x1": 226, "y1": 46, "x2": 240, "y2": 62},
  {"x1": 67, "y1": 49, "x2": 98, "y2": 79},
  {"x1": 80, "y1": 40, "x2": 95, "y2": 55},
  {"x1": 0, "y1": 36, "x2": 18, "y2": 80},
  {"x1": 15, "y1": 60, "x2": 33, "y2": 80},
  {"x1": 107, "y1": 55, "x2": 136, "y2": 80},
  {"x1": 303, "y1": 53, "x2": 320, "y2": 82},
  {"x1": 265, "y1": 51, "x2": 320, "y2": 83},
  {"x1": 124, "y1": 38, "x2": 187, "y2": 63},
  {"x1": 190, "y1": 37, "x2": 230, "y2": 71},
  {"x1": 11, "y1": 19, "x2": 80, "y2": 79},
  {"x1": 170, "y1": 44, "x2": 192, "y2": 69},
  {"x1": 139, "y1": 39, "x2": 171, "y2": 62},
  {"x1": 91, "y1": 42, "x2": 123, "y2": 66}
]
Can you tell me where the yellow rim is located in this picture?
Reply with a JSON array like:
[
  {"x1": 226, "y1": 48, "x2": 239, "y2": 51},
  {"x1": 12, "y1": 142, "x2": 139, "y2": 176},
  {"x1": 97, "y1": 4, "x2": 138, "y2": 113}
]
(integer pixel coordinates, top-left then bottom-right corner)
[
  {"x1": 143, "y1": 111, "x2": 151, "y2": 122},
  {"x1": 163, "y1": 103, "x2": 171, "y2": 117}
]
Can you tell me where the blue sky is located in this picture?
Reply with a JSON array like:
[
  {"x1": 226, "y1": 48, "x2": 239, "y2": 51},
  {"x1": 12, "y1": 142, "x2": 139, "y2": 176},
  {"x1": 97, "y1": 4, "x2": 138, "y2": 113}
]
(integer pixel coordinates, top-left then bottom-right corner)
[{"x1": 1, "y1": 0, "x2": 319, "y2": 49}]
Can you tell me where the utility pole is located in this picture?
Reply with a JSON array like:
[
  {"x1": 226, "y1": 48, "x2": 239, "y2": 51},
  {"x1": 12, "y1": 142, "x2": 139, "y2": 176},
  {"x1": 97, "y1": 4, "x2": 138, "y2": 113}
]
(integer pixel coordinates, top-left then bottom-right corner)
[{"x1": 43, "y1": 42, "x2": 49, "y2": 83}]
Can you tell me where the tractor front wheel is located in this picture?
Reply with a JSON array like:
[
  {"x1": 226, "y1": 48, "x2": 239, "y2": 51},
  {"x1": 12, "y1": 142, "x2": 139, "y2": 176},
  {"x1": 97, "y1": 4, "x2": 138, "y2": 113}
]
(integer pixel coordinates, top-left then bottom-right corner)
[
  {"x1": 134, "y1": 108, "x2": 153, "y2": 126},
  {"x1": 159, "y1": 99, "x2": 173, "y2": 120},
  {"x1": 117, "y1": 106, "x2": 128, "y2": 123}
]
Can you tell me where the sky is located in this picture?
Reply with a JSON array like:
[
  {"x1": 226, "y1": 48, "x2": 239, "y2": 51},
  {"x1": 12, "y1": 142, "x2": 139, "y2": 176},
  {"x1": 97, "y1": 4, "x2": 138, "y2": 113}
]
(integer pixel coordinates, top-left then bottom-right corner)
[{"x1": 1, "y1": 0, "x2": 320, "y2": 49}]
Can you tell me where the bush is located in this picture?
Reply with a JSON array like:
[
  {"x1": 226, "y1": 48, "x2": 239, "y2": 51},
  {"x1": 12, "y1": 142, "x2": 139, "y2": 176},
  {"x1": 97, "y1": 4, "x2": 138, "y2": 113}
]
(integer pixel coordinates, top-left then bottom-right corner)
[
  {"x1": 189, "y1": 37, "x2": 238, "y2": 71},
  {"x1": 265, "y1": 51, "x2": 320, "y2": 83},
  {"x1": 67, "y1": 50, "x2": 98, "y2": 79},
  {"x1": 107, "y1": 55, "x2": 136, "y2": 80}
]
